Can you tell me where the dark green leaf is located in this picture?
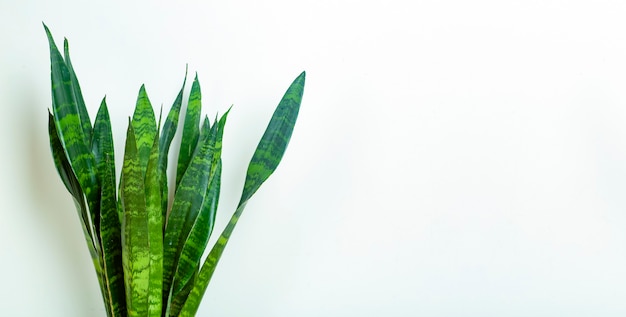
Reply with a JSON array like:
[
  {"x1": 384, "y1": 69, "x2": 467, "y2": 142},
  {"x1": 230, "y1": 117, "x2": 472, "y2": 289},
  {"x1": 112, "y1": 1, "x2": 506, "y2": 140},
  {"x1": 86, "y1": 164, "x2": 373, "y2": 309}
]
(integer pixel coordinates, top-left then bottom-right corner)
[
  {"x1": 168, "y1": 160, "x2": 221, "y2": 317},
  {"x1": 44, "y1": 23, "x2": 101, "y2": 241},
  {"x1": 162, "y1": 117, "x2": 212, "y2": 310},
  {"x1": 168, "y1": 111, "x2": 228, "y2": 317},
  {"x1": 93, "y1": 99, "x2": 126, "y2": 317},
  {"x1": 63, "y1": 38, "x2": 92, "y2": 144},
  {"x1": 175, "y1": 73, "x2": 202, "y2": 188},
  {"x1": 48, "y1": 111, "x2": 98, "y2": 261},
  {"x1": 158, "y1": 69, "x2": 188, "y2": 220},
  {"x1": 92, "y1": 98, "x2": 115, "y2": 175},
  {"x1": 99, "y1": 154, "x2": 126, "y2": 317},
  {"x1": 239, "y1": 71, "x2": 305, "y2": 206},
  {"x1": 180, "y1": 71, "x2": 305, "y2": 315},
  {"x1": 49, "y1": 111, "x2": 112, "y2": 313}
]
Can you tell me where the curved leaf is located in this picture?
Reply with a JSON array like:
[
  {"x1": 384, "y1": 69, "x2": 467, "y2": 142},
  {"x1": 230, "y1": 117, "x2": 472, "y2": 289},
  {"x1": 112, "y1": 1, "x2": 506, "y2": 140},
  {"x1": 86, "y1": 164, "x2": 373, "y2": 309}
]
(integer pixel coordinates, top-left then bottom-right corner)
[
  {"x1": 44, "y1": 23, "x2": 101, "y2": 241},
  {"x1": 180, "y1": 71, "x2": 305, "y2": 315},
  {"x1": 49, "y1": 111, "x2": 111, "y2": 313},
  {"x1": 48, "y1": 111, "x2": 98, "y2": 261},
  {"x1": 239, "y1": 71, "x2": 305, "y2": 205}
]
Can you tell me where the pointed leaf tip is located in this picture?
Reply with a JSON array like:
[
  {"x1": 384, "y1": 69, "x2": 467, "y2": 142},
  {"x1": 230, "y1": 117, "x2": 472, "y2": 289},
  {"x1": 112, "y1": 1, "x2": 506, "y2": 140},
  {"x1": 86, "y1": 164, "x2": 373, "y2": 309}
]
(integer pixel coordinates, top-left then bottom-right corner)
[
  {"x1": 43, "y1": 22, "x2": 51, "y2": 33},
  {"x1": 238, "y1": 71, "x2": 305, "y2": 205}
]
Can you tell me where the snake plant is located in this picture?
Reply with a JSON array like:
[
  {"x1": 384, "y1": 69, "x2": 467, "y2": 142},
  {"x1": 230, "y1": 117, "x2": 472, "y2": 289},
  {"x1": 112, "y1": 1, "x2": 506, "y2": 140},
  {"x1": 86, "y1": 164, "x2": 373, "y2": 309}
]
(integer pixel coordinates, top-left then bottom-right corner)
[{"x1": 44, "y1": 24, "x2": 305, "y2": 316}]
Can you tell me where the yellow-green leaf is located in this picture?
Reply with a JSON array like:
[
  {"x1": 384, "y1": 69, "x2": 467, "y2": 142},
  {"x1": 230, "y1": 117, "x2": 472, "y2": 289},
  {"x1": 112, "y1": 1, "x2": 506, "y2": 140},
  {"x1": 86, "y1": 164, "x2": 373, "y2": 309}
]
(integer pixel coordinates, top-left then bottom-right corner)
[{"x1": 120, "y1": 122, "x2": 150, "y2": 317}]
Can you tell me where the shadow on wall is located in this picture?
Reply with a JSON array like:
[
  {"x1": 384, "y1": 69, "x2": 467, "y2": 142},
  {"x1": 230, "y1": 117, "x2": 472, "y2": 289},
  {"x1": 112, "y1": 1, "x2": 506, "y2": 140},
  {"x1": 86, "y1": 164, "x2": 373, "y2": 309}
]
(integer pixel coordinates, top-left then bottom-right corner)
[{"x1": 20, "y1": 82, "x2": 103, "y2": 314}]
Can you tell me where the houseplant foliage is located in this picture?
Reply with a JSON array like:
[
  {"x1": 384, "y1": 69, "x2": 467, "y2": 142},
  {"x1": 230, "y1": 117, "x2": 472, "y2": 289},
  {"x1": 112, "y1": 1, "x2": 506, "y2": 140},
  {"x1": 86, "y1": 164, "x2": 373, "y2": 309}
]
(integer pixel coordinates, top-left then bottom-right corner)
[{"x1": 44, "y1": 24, "x2": 305, "y2": 316}]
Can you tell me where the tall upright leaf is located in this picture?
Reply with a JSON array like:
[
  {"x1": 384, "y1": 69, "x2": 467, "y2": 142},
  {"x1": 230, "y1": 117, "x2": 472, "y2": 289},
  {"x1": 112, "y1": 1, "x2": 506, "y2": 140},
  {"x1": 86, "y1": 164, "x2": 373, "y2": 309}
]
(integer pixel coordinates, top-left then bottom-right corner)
[
  {"x1": 93, "y1": 99, "x2": 126, "y2": 317},
  {"x1": 120, "y1": 123, "x2": 150, "y2": 317},
  {"x1": 44, "y1": 23, "x2": 101, "y2": 239},
  {"x1": 158, "y1": 70, "x2": 187, "y2": 219},
  {"x1": 175, "y1": 74, "x2": 202, "y2": 188},
  {"x1": 50, "y1": 110, "x2": 113, "y2": 314},
  {"x1": 180, "y1": 71, "x2": 306, "y2": 315},
  {"x1": 48, "y1": 112, "x2": 99, "y2": 268},
  {"x1": 168, "y1": 111, "x2": 228, "y2": 317},
  {"x1": 63, "y1": 38, "x2": 92, "y2": 144},
  {"x1": 92, "y1": 98, "x2": 115, "y2": 182},
  {"x1": 169, "y1": 160, "x2": 222, "y2": 317},
  {"x1": 46, "y1": 24, "x2": 307, "y2": 316},
  {"x1": 145, "y1": 126, "x2": 163, "y2": 317},
  {"x1": 49, "y1": 113, "x2": 91, "y2": 240},
  {"x1": 163, "y1": 117, "x2": 212, "y2": 311}
]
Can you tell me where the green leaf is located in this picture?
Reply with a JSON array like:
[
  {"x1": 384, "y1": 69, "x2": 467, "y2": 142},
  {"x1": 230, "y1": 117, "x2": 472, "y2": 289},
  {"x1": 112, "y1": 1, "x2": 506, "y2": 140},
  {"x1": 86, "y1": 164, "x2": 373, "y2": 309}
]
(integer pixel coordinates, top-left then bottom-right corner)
[
  {"x1": 132, "y1": 85, "x2": 158, "y2": 175},
  {"x1": 63, "y1": 38, "x2": 92, "y2": 144},
  {"x1": 99, "y1": 154, "x2": 126, "y2": 317},
  {"x1": 92, "y1": 98, "x2": 115, "y2": 172},
  {"x1": 44, "y1": 23, "x2": 101, "y2": 240},
  {"x1": 120, "y1": 122, "x2": 150, "y2": 317},
  {"x1": 180, "y1": 71, "x2": 306, "y2": 315},
  {"x1": 46, "y1": 25, "x2": 111, "y2": 313},
  {"x1": 145, "y1": 125, "x2": 163, "y2": 317},
  {"x1": 47, "y1": 24, "x2": 306, "y2": 316},
  {"x1": 168, "y1": 111, "x2": 228, "y2": 317},
  {"x1": 49, "y1": 111, "x2": 112, "y2": 313},
  {"x1": 158, "y1": 69, "x2": 188, "y2": 219},
  {"x1": 239, "y1": 71, "x2": 306, "y2": 206},
  {"x1": 175, "y1": 73, "x2": 202, "y2": 188},
  {"x1": 49, "y1": 112, "x2": 87, "y2": 220},
  {"x1": 168, "y1": 160, "x2": 221, "y2": 317},
  {"x1": 48, "y1": 111, "x2": 98, "y2": 264},
  {"x1": 162, "y1": 117, "x2": 213, "y2": 312},
  {"x1": 93, "y1": 99, "x2": 126, "y2": 317}
]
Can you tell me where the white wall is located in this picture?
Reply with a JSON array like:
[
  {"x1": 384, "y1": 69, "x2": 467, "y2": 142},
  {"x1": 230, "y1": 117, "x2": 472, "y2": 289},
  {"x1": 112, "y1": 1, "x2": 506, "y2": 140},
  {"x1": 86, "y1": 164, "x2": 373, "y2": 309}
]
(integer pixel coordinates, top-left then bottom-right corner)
[{"x1": 2, "y1": 0, "x2": 626, "y2": 316}]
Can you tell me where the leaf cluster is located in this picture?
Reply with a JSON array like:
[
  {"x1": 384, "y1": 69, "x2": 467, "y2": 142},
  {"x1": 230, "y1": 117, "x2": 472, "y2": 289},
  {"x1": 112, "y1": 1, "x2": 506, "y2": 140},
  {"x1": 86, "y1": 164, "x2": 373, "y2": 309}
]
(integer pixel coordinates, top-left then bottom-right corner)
[{"x1": 44, "y1": 24, "x2": 305, "y2": 316}]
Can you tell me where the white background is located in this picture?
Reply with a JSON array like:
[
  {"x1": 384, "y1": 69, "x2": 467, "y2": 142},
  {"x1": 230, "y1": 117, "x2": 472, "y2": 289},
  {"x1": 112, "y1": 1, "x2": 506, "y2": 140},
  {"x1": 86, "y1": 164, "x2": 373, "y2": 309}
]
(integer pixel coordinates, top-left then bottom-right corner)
[{"x1": 2, "y1": 0, "x2": 626, "y2": 316}]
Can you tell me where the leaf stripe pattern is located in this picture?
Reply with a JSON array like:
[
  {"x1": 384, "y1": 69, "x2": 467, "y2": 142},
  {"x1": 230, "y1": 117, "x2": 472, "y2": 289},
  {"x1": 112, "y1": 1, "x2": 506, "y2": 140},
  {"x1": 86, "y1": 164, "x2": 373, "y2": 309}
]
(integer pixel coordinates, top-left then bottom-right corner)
[
  {"x1": 132, "y1": 85, "x2": 157, "y2": 175},
  {"x1": 239, "y1": 71, "x2": 306, "y2": 205},
  {"x1": 45, "y1": 25, "x2": 110, "y2": 310},
  {"x1": 158, "y1": 70, "x2": 187, "y2": 220},
  {"x1": 63, "y1": 38, "x2": 92, "y2": 145},
  {"x1": 169, "y1": 160, "x2": 221, "y2": 316},
  {"x1": 176, "y1": 74, "x2": 202, "y2": 187},
  {"x1": 44, "y1": 23, "x2": 101, "y2": 241},
  {"x1": 168, "y1": 112, "x2": 228, "y2": 317},
  {"x1": 162, "y1": 117, "x2": 213, "y2": 311},
  {"x1": 48, "y1": 112, "x2": 99, "y2": 262},
  {"x1": 93, "y1": 99, "x2": 126, "y2": 317},
  {"x1": 145, "y1": 131, "x2": 163, "y2": 317},
  {"x1": 99, "y1": 154, "x2": 125, "y2": 316},
  {"x1": 180, "y1": 71, "x2": 306, "y2": 315},
  {"x1": 121, "y1": 123, "x2": 150, "y2": 317},
  {"x1": 45, "y1": 24, "x2": 306, "y2": 317}
]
